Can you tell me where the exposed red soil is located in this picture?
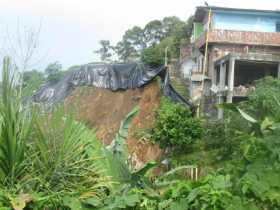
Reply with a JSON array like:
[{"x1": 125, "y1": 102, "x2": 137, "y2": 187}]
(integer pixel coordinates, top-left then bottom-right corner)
[
  {"x1": 64, "y1": 80, "x2": 163, "y2": 168},
  {"x1": 127, "y1": 81, "x2": 162, "y2": 169}
]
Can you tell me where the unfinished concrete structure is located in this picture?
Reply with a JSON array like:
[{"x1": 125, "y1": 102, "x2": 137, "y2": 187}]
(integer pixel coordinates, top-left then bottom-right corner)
[{"x1": 179, "y1": 6, "x2": 280, "y2": 117}]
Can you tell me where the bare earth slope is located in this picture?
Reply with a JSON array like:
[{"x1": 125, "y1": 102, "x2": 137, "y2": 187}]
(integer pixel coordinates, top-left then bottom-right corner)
[{"x1": 64, "y1": 80, "x2": 162, "y2": 168}]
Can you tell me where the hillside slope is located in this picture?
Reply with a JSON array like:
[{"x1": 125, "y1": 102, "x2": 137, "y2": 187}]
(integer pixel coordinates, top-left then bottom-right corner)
[{"x1": 65, "y1": 80, "x2": 162, "y2": 168}]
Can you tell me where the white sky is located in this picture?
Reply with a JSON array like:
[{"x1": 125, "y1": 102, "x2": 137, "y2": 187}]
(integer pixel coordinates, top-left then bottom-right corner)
[{"x1": 0, "y1": 0, "x2": 279, "y2": 70}]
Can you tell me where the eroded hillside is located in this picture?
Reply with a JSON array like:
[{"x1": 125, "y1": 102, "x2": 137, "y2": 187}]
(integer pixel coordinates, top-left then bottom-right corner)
[{"x1": 65, "y1": 80, "x2": 163, "y2": 168}]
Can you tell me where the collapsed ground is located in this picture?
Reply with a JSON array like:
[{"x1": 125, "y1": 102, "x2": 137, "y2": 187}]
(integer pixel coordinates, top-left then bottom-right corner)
[{"x1": 65, "y1": 79, "x2": 163, "y2": 169}]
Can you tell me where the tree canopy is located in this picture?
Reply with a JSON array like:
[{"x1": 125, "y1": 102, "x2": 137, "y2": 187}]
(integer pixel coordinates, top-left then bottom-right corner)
[
  {"x1": 95, "y1": 15, "x2": 194, "y2": 65},
  {"x1": 94, "y1": 40, "x2": 113, "y2": 62},
  {"x1": 45, "y1": 61, "x2": 64, "y2": 84}
]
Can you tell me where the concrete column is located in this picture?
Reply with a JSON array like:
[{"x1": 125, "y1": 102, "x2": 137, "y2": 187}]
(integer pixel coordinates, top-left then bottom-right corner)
[
  {"x1": 217, "y1": 62, "x2": 226, "y2": 119},
  {"x1": 278, "y1": 62, "x2": 280, "y2": 78},
  {"x1": 219, "y1": 62, "x2": 226, "y2": 88},
  {"x1": 227, "y1": 57, "x2": 235, "y2": 103},
  {"x1": 212, "y1": 65, "x2": 217, "y2": 85}
]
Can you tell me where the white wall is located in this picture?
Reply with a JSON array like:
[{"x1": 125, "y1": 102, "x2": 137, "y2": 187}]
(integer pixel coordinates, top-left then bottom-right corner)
[{"x1": 180, "y1": 59, "x2": 196, "y2": 78}]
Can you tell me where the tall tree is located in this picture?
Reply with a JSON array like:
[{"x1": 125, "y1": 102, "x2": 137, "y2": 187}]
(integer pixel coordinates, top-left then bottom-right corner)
[
  {"x1": 94, "y1": 40, "x2": 113, "y2": 62},
  {"x1": 115, "y1": 26, "x2": 147, "y2": 62},
  {"x1": 114, "y1": 40, "x2": 136, "y2": 62},
  {"x1": 161, "y1": 16, "x2": 188, "y2": 37},
  {"x1": 113, "y1": 15, "x2": 193, "y2": 63},
  {"x1": 143, "y1": 20, "x2": 164, "y2": 47},
  {"x1": 45, "y1": 61, "x2": 63, "y2": 84}
]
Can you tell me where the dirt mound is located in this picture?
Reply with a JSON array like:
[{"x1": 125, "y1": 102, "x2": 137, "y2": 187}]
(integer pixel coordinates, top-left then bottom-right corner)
[{"x1": 65, "y1": 80, "x2": 162, "y2": 167}]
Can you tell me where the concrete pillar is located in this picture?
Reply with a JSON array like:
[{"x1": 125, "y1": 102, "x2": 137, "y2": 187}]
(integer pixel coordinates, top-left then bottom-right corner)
[
  {"x1": 217, "y1": 62, "x2": 226, "y2": 119},
  {"x1": 227, "y1": 57, "x2": 235, "y2": 103},
  {"x1": 219, "y1": 62, "x2": 226, "y2": 88},
  {"x1": 278, "y1": 62, "x2": 280, "y2": 78},
  {"x1": 212, "y1": 65, "x2": 217, "y2": 85}
]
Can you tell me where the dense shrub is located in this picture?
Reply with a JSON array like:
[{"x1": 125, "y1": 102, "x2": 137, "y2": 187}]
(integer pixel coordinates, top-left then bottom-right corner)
[
  {"x1": 141, "y1": 46, "x2": 165, "y2": 67},
  {"x1": 203, "y1": 117, "x2": 245, "y2": 161},
  {"x1": 242, "y1": 76, "x2": 280, "y2": 120},
  {"x1": 151, "y1": 98, "x2": 202, "y2": 152}
]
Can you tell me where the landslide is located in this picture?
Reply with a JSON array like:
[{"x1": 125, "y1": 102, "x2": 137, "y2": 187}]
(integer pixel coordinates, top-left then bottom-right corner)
[{"x1": 64, "y1": 80, "x2": 162, "y2": 167}]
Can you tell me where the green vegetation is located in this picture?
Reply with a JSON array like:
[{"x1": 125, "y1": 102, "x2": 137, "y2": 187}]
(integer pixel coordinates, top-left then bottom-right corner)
[
  {"x1": 22, "y1": 70, "x2": 45, "y2": 96},
  {"x1": 152, "y1": 98, "x2": 202, "y2": 153},
  {"x1": 95, "y1": 16, "x2": 193, "y2": 66},
  {"x1": 0, "y1": 57, "x2": 110, "y2": 209},
  {"x1": 1, "y1": 52, "x2": 280, "y2": 210},
  {"x1": 45, "y1": 61, "x2": 66, "y2": 85},
  {"x1": 169, "y1": 77, "x2": 190, "y2": 100},
  {"x1": 241, "y1": 76, "x2": 280, "y2": 119}
]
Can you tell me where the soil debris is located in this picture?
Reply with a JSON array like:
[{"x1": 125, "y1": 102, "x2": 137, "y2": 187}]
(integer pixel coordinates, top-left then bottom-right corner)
[{"x1": 65, "y1": 80, "x2": 163, "y2": 167}]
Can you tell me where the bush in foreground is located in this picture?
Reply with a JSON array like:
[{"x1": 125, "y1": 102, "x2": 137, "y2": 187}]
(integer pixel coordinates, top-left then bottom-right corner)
[{"x1": 151, "y1": 98, "x2": 202, "y2": 153}]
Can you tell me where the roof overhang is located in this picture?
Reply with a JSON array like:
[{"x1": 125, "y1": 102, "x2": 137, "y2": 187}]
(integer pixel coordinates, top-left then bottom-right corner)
[{"x1": 194, "y1": 6, "x2": 280, "y2": 22}]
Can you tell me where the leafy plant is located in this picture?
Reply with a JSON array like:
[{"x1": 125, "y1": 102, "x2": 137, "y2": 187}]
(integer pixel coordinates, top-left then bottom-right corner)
[
  {"x1": 105, "y1": 106, "x2": 157, "y2": 187},
  {"x1": 241, "y1": 76, "x2": 280, "y2": 120},
  {"x1": 151, "y1": 98, "x2": 202, "y2": 153},
  {"x1": 0, "y1": 57, "x2": 32, "y2": 186},
  {"x1": 29, "y1": 107, "x2": 111, "y2": 198}
]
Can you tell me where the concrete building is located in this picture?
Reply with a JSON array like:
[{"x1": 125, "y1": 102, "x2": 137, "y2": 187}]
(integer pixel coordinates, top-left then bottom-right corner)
[{"x1": 180, "y1": 6, "x2": 280, "y2": 117}]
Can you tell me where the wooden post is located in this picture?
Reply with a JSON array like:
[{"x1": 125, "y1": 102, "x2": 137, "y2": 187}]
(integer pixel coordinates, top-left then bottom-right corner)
[{"x1": 227, "y1": 57, "x2": 235, "y2": 103}]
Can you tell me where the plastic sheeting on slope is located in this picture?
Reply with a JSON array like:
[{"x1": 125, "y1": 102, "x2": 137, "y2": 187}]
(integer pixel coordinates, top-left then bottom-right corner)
[{"x1": 32, "y1": 63, "x2": 193, "y2": 109}]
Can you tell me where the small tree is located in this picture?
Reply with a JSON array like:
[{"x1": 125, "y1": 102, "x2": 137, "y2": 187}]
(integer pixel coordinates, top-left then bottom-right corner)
[{"x1": 152, "y1": 98, "x2": 202, "y2": 153}]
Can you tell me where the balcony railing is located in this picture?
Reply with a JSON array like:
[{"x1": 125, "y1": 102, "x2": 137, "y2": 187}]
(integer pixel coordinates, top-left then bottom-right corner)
[{"x1": 233, "y1": 86, "x2": 255, "y2": 97}]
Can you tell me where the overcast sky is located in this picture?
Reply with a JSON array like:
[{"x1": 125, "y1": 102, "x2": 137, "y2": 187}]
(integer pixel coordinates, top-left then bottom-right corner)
[{"x1": 0, "y1": 0, "x2": 279, "y2": 70}]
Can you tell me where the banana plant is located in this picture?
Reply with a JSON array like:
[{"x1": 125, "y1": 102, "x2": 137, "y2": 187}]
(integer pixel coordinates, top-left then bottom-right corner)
[
  {"x1": 218, "y1": 102, "x2": 280, "y2": 136},
  {"x1": 105, "y1": 106, "x2": 157, "y2": 187}
]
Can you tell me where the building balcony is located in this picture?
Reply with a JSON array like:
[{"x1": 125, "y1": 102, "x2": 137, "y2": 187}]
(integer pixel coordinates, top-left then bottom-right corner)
[
  {"x1": 233, "y1": 86, "x2": 255, "y2": 97},
  {"x1": 211, "y1": 85, "x2": 255, "y2": 97},
  {"x1": 195, "y1": 29, "x2": 280, "y2": 48}
]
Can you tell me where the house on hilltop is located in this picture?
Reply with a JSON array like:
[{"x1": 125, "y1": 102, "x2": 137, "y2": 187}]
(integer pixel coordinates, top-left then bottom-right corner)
[{"x1": 179, "y1": 6, "x2": 280, "y2": 117}]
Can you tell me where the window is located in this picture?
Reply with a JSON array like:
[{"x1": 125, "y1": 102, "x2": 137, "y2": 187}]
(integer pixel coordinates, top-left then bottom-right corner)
[{"x1": 276, "y1": 21, "x2": 280, "y2": 32}]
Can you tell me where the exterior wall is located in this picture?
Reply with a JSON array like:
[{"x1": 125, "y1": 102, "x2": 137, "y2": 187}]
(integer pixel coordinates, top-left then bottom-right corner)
[
  {"x1": 180, "y1": 59, "x2": 196, "y2": 78},
  {"x1": 180, "y1": 44, "x2": 192, "y2": 60},
  {"x1": 213, "y1": 11, "x2": 280, "y2": 32},
  {"x1": 209, "y1": 30, "x2": 280, "y2": 47},
  {"x1": 190, "y1": 81, "x2": 202, "y2": 101},
  {"x1": 195, "y1": 29, "x2": 280, "y2": 48},
  {"x1": 210, "y1": 44, "x2": 280, "y2": 62}
]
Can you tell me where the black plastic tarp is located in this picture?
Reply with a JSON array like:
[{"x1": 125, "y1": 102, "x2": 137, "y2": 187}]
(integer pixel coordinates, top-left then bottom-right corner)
[{"x1": 32, "y1": 63, "x2": 193, "y2": 109}]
